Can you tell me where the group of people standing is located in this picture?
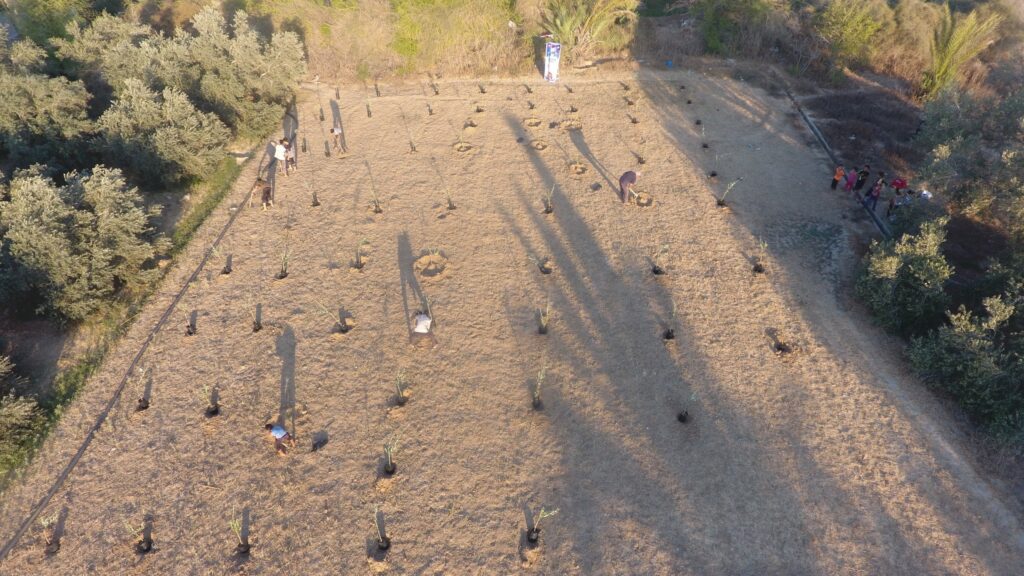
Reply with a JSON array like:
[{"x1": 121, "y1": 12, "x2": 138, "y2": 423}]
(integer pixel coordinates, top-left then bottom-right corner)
[
  {"x1": 831, "y1": 164, "x2": 931, "y2": 220},
  {"x1": 272, "y1": 137, "x2": 299, "y2": 177}
]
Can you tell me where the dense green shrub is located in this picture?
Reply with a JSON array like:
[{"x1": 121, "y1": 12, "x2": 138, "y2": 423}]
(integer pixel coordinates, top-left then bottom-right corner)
[
  {"x1": 815, "y1": 0, "x2": 882, "y2": 67},
  {"x1": 693, "y1": 0, "x2": 781, "y2": 56},
  {"x1": 97, "y1": 79, "x2": 230, "y2": 186},
  {"x1": 0, "y1": 356, "x2": 44, "y2": 480},
  {"x1": 0, "y1": 70, "x2": 93, "y2": 172},
  {"x1": 0, "y1": 166, "x2": 166, "y2": 321},
  {"x1": 541, "y1": 0, "x2": 638, "y2": 64},
  {"x1": 856, "y1": 217, "x2": 953, "y2": 337},
  {"x1": 909, "y1": 293, "x2": 1024, "y2": 435}
]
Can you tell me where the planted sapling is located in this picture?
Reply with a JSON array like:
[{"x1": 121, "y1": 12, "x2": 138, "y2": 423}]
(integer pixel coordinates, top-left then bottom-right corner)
[
  {"x1": 185, "y1": 311, "x2": 197, "y2": 336},
  {"x1": 651, "y1": 244, "x2": 669, "y2": 275},
  {"x1": 529, "y1": 255, "x2": 554, "y2": 275},
  {"x1": 526, "y1": 506, "x2": 559, "y2": 545},
  {"x1": 352, "y1": 239, "x2": 369, "y2": 271},
  {"x1": 753, "y1": 238, "x2": 768, "y2": 274},
  {"x1": 444, "y1": 187, "x2": 457, "y2": 211},
  {"x1": 532, "y1": 365, "x2": 546, "y2": 410},
  {"x1": 125, "y1": 518, "x2": 153, "y2": 554},
  {"x1": 40, "y1": 511, "x2": 62, "y2": 555},
  {"x1": 663, "y1": 301, "x2": 677, "y2": 341},
  {"x1": 538, "y1": 302, "x2": 551, "y2": 335},
  {"x1": 222, "y1": 253, "x2": 233, "y2": 275},
  {"x1": 716, "y1": 177, "x2": 743, "y2": 208},
  {"x1": 203, "y1": 385, "x2": 220, "y2": 417},
  {"x1": 394, "y1": 371, "x2": 408, "y2": 406},
  {"x1": 374, "y1": 506, "x2": 390, "y2": 550},
  {"x1": 250, "y1": 302, "x2": 263, "y2": 333},
  {"x1": 311, "y1": 190, "x2": 321, "y2": 207},
  {"x1": 276, "y1": 243, "x2": 290, "y2": 279},
  {"x1": 542, "y1": 184, "x2": 556, "y2": 214},
  {"x1": 229, "y1": 516, "x2": 250, "y2": 555},
  {"x1": 382, "y1": 436, "x2": 399, "y2": 475}
]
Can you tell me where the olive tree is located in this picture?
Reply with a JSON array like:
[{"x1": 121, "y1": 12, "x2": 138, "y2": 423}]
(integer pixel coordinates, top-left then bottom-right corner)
[{"x1": 97, "y1": 79, "x2": 229, "y2": 186}]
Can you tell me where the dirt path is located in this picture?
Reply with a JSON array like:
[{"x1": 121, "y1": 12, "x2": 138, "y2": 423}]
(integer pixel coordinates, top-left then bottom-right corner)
[{"x1": 0, "y1": 70, "x2": 1022, "y2": 575}]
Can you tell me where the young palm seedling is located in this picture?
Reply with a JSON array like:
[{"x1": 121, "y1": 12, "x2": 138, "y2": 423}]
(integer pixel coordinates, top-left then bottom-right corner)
[
  {"x1": 317, "y1": 300, "x2": 354, "y2": 334},
  {"x1": 527, "y1": 100, "x2": 536, "y2": 110},
  {"x1": 352, "y1": 239, "x2": 369, "y2": 271},
  {"x1": 250, "y1": 302, "x2": 263, "y2": 333},
  {"x1": 532, "y1": 365, "x2": 546, "y2": 410},
  {"x1": 125, "y1": 519, "x2": 153, "y2": 554},
  {"x1": 137, "y1": 368, "x2": 153, "y2": 411},
  {"x1": 202, "y1": 385, "x2": 220, "y2": 417},
  {"x1": 40, "y1": 511, "x2": 63, "y2": 555},
  {"x1": 523, "y1": 83, "x2": 533, "y2": 94},
  {"x1": 427, "y1": 103, "x2": 434, "y2": 116},
  {"x1": 373, "y1": 505, "x2": 390, "y2": 550},
  {"x1": 221, "y1": 253, "x2": 233, "y2": 275},
  {"x1": 184, "y1": 310, "x2": 197, "y2": 336},
  {"x1": 529, "y1": 255, "x2": 554, "y2": 275},
  {"x1": 444, "y1": 187, "x2": 457, "y2": 211},
  {"x1": 311, "y1": 189, "x2": 321, "y2": 207},
  {"x1": 526, "y1": 506, "x2": 559, "y2": 545},
  {"x1": 537, "y1": 302, "x2": 551, "y2": 335},
  {"x1": 663, "y1": 301, "x2": 677, "y2": 341},
  {"x1": 229, "y1": 516, "x2": 250, "y2": 555},
  {"x1": 394, "y1": 371, "x2": 408, "y2": 407},
  {"x1": 542, "y1": 184, "x2": 556, "y2": 214},
  {"x1": 651, "y1": 243, "x2": 670, "y2": 275},
  {"x1": 753, "y1": 238, "x2": 768, "y2": 274},
  {"x1": 275, "y1": 242, "x2": 291, "y2": 280},
  {"x1": 382, "y1": 436, "x2": 399, "y2": 475},
  {"x1": 716, "y1": 177, "x2": 744, "y2": 208}
]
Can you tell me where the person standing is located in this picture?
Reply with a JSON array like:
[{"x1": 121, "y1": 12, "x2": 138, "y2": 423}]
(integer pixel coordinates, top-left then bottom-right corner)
[
  {"x1": 330, "y1": 126, "x2": 346, "y2": 152},
  {"x1": 863, "y1": 172, "x2": 886, "y2": 212},
  {"x1": 285, "y1": 139, "x2": 297, "y2": 173},
  {"x1": 854, "y1": 164, "x2": 870, "y2": 192},
  {"x1": 618, "y1": 170, "x2": 640, "y2": 204},
  {"x1": 274, "y1": 139, "x2": 288, "y2": 177},
  {"x1": 830, "y1": 165, "x2": 845, "y2": 190},
  {"x1": 844, "y1": 165, "x2": 858, "y2": 194}
]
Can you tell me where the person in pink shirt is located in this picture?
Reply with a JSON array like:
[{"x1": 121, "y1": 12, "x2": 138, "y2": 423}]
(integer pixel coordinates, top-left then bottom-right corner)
[{"x1": 844, "y1": 166, "x2": 857, "y2": 194}]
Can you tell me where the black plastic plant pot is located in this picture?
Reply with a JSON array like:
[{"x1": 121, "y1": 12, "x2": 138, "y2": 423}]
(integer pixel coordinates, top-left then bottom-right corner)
[
  {"x1": 652, "y1": 265, "x2": 666, "y2": 276},
  {"x1": 377, "y1": 537, "x2": 391, "y2": 551},
  {"x1": 395, "y1": 395, "x2": 407, "y2": 407},
  {"x1": 137, "y1": 398, "x2": 150, "y2": 411},
  {"x1": 538, "y1": 325, "x2": 548, "y2": 335},
  {"x1": 677, "y1": 411, "x2": 689, "y2": 423},
  {"x1": 663, "y1": 329, "x2": 675, "y2": 341},
  {"x1": 135, "y1": 538, "x2": 153, "y2": 554},
  {"x1": 716, "y1": 199, "x2": 728, "y2": 208},
  {"x1": 447, "y1": 200, "x2": 457, "y2": 211},
  {"x1": 312, "y1": 195, "x2": 321, "y2": 207},
  {"x1": 186, "y1": 324, "x2": 197, "y2": 336},
  {"x1": 527, "y1": 528, "x2": 541, "y2": 544},
  {"x1": 276, "y1": 271, "x2": 288, "y2": 280},
  {"x1": 44, "y1": 540, "x2": 60, "y2": 555},
  {"x1": 709, "y1": 171, "x2": 718, "y2": 178},
  {"x1": 253, "y1": 321, "x2": 262, "y2": 333},
  {"x1": 236, "y1": 543, "x2": 251, "y2": 555},
  {"x1": 702, "y1": 143, "x2": 709, "y2": 149},
  {"x1": 543, "y1": 206, "x2": 553, "y2": 215},
  {"x1": 372, "y1": 204, "x2": 383, "y2": 214},
  {"x1": 205, "y1": 404, "x2": 220, "y2": 418},
  {"x1": 695, "y1": 119, "x2": 702, "y2": 126},
  {"x1": 384, "y1": 462, "x2": 396, "y2": 476},
  {"x1": 532, "y1": 398, "x2": 543, "y2": 410},
  {"x1": 753, "y1": 263, "x2": 765, "y2": 274}
]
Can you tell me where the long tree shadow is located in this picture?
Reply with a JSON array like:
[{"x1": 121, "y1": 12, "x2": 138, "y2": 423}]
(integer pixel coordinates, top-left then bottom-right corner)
[{"x1": 495, "y1": 110, "x2": 844, "y2": 573}]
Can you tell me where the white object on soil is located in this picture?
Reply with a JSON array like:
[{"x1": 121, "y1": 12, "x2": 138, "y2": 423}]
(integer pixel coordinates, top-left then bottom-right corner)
[{"x1": 413, "y1": 314, "x2": 432, "y2": 333}]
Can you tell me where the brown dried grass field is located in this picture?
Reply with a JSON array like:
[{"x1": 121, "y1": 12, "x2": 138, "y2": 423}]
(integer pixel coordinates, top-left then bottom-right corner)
[{"x1": 1, "y1": 69, "x2": 1023, "y2": 575}]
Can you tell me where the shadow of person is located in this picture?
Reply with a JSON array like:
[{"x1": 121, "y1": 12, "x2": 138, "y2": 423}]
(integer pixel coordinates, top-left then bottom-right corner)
[{"x1": 275, "y1": 325, "x2": 297, "y2": 433}]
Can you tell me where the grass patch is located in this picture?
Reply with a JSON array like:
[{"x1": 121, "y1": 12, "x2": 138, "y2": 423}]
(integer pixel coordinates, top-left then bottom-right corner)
[{"x1": 172, "y1": 157, "x2": 244, "y2": 254}]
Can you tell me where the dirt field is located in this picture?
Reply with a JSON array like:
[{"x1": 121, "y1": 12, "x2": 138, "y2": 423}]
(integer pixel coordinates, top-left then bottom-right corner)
[{"x1": 1, "y1": 69, "x2": 1023, "y2": 575}]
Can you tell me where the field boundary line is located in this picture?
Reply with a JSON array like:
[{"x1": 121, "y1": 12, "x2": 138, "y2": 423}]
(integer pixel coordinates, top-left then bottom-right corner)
[{"x1": 0, "y1": 142, "x2": 272, "y2": 563}]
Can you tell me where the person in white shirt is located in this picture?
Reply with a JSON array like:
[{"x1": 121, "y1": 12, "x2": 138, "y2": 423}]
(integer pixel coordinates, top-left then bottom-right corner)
[{"x1": 273, "y1": 139, "x2": 288, "y2": 176}]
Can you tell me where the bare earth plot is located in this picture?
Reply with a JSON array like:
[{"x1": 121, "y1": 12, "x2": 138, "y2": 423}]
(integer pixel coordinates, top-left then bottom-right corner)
[{"x1": 1, "y1": 70, "x2": 1023, "y2": 575}]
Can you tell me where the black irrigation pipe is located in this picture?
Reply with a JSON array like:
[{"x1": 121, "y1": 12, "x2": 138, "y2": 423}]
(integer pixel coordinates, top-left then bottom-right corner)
[
  {"x1": 783, "y1": 88, "x2": 892, "y2": 239},
  {"x1": 0, "y1": 137, "x2": 273, "y2": 564}
]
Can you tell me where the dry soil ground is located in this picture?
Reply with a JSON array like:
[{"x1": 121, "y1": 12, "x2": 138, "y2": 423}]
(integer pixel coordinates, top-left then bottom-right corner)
[{"x1": 1, "y1": 69, "x2": 1023, "y2": 575}]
